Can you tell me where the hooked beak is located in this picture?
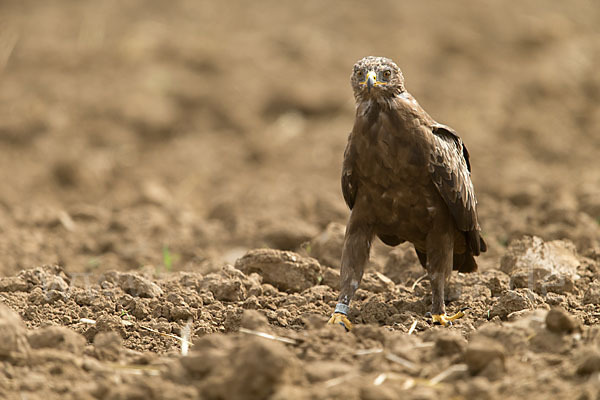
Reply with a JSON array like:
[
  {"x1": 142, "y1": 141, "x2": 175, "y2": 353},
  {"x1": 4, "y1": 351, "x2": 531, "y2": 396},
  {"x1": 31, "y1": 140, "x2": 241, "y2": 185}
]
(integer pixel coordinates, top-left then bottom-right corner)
[{"x1": 366, "y1": 71, "x2": 376, "y2": 92}]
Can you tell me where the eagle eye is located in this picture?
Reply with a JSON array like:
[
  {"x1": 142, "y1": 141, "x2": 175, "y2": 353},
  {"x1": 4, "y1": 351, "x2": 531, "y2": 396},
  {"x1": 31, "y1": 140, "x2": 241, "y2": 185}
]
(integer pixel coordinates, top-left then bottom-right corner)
[
  {"x1": 382, "y1": 70, "x2": 392, "y2": 79},
  {"x1": 356, "y1": 70, "x2": 364, "y2": 79}
]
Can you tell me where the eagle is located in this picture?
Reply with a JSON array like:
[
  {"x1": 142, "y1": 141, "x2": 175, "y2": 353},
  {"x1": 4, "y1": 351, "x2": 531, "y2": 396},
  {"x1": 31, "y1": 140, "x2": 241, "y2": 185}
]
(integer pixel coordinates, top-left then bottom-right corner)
[{"x1": 328, "y1": 56, "x2": 487, "y2": 330}]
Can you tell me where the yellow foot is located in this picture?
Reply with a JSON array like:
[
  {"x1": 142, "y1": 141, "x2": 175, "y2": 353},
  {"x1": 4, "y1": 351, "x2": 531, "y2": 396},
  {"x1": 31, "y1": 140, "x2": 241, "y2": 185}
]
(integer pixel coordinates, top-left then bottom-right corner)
[
  {"x1": 328, "y1": 312, "x2": 353, "y2": 331},
  {"x1": 432, "y1": 309, "x2": 467, "y2": 326}
]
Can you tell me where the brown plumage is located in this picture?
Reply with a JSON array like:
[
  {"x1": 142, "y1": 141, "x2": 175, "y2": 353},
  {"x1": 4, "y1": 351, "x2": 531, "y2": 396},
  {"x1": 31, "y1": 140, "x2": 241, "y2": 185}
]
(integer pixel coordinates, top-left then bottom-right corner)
[{"x1": 330, "y1": 56, "x2": 486, "y2": 328}]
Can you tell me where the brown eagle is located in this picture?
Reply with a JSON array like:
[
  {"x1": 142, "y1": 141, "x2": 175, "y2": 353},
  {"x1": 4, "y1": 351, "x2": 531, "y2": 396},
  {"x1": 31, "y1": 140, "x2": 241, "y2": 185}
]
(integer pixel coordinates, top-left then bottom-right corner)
[{"x1": 328, "y1": 56, "x2": 486, "y2": 330}]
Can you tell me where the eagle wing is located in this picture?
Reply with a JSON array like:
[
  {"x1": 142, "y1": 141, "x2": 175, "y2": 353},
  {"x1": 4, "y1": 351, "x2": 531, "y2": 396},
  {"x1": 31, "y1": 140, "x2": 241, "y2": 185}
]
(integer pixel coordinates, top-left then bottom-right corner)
[
  {"x1": 428, "y1": 124, "x2": 479, "y2": 233},
  {"x1": 341, "y1": 133, "x2": 357, "y2": 210}
]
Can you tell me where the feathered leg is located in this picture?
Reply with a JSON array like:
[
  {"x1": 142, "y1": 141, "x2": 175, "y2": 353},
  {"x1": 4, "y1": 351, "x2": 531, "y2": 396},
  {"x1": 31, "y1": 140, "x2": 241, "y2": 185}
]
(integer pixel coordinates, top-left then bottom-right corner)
[
  {"x1": 426, "y1": 208, "x2": 465, "y2": 326},
  {"x1": 328, "y1": 212, "x2": 373, "y2": 331}
]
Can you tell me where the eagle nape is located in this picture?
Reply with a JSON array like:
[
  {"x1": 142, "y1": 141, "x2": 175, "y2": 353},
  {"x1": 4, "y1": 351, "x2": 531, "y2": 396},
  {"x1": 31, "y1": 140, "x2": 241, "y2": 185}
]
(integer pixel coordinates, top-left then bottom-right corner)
[{"x1": 328, "y1": 56, "x2": 486, "y2": 331}]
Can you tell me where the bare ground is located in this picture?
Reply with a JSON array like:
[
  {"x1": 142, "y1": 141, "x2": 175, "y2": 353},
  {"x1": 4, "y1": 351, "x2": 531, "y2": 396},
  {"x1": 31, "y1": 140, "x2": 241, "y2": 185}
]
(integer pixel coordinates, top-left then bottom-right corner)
[{"x1": 0, "y1": 1, "x2": 599, "y2": 399}]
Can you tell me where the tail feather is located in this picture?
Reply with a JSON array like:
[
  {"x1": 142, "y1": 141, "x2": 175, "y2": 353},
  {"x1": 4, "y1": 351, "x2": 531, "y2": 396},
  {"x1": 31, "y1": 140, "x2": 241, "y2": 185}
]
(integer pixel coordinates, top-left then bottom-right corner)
[
  {"x1": 479, "y1": 235, "x2": 487, "y2": 253},
  {"x1": 453, "y1": 252, "x2": 478, "y2": 273},
  {"x1": 466, "y1": 230, "x2": 487, "y2": 256},
  {"x1": 415, "y1": 249, "x2": 427, "y2": 269},
  {"x1": 414, "y1": 231, "x2": 486, "y2": 273}
]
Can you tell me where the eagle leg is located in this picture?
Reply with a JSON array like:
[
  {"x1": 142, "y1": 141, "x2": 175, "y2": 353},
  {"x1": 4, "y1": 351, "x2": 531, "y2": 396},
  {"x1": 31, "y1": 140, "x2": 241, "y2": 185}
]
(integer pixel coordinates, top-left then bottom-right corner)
[
  {"x1": 426, "y1": 209, "x2": 455, "y2": 326},
  {"x1": 327, "y1": 213, "x2": 373, "y2": 331}
]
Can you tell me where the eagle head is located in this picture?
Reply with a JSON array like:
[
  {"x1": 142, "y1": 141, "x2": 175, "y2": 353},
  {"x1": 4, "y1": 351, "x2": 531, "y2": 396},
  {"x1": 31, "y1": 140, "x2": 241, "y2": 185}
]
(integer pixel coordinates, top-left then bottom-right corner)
[{"x1": 350, "y1": 56, "x2": 405, "y2": 102}]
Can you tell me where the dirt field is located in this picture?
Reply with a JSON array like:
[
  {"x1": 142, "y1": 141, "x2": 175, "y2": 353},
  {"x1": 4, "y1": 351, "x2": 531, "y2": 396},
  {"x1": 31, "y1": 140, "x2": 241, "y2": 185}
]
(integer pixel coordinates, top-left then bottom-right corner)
[{"x1": 1, "y1": 1, "x2": 599, "y2": 399}]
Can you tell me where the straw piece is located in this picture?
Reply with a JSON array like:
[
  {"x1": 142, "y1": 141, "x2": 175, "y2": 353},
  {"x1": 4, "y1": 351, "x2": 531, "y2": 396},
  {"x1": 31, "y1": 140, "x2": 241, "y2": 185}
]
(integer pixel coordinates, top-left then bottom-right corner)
[
  {"x1": 181, "y1": 319, "x2": 192, "y2": 356},
  {"x1": 408, "y1": 320, "x2": 418, "y2": 335},
  {"x1": 385, "y1": 353, "x2": 417, "y2": 371},
  {"x1": 323, "y1": 374, "x2": 353, "y2": 389},
  {"x1": 411, "y1": 273, "x2": 428, "y2": 291},
  {"x1": 429, "y1": 364, "x2": 468, "y2": 385},
  {"x1": 355, "y1": 348, "x2": 383, "y2": 356},
  {"x1": 138, "y1": 325, "x2": 193, "y2": 346},
  {"x1": 238, "y1": 327, "x2": 297, "y2": 345},
  {"x1": 373, "y1": 373, "x2": 387, "y2": 386},
  {"x1": 413, "y1": 342, "x2": 434, "y2": 349}
]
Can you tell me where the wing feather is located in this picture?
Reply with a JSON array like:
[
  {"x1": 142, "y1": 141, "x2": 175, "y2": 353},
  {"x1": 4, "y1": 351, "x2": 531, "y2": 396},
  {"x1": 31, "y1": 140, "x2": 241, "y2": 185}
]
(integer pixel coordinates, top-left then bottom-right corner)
[
  {"x1": 341, "y1": 133, "x2": 357, "y2": 210},
  {"x1": 428, "y1": 124, "x2": 479, "y2": 232}
]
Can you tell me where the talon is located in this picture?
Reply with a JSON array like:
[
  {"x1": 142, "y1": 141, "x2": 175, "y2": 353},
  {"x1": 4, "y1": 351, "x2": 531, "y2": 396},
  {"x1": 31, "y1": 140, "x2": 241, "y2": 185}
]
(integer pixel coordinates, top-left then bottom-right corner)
[
  {"x1": 328, "y1": 312, "x2": 353, "y2": 331},
  {"x1": 431, "y1": 310, "x2": 466, "y2": 327},
  {"x1": 432, "y1": 314, "x2": 449, "y2": 326}
]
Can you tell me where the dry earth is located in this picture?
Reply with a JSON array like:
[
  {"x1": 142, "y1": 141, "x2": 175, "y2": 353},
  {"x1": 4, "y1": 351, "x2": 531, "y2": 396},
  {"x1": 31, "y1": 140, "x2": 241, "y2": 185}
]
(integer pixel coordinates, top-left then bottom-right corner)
[{"x1": 0, "y1": 1, "x2": 599, "y2": 399}]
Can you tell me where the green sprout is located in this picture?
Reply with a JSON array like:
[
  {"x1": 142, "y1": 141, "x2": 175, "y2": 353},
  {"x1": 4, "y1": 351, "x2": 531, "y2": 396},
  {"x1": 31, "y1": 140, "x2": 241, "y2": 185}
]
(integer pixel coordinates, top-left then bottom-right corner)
[
  {"x1": 86, "y1": 257, "x2": 100, "y2": 271},
  {"x1": 120, "y1": 309, "x2": 132, "y2": 321},
  {"x1": 163, "y1": 245, "x2": 173, "y2": 272}
]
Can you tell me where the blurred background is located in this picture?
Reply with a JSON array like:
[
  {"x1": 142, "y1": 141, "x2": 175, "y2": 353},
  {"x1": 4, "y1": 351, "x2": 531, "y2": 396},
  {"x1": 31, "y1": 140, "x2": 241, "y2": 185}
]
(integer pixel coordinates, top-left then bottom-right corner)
[{"x1": 0, "y1": 0, "x2": 598, "y2": 276}]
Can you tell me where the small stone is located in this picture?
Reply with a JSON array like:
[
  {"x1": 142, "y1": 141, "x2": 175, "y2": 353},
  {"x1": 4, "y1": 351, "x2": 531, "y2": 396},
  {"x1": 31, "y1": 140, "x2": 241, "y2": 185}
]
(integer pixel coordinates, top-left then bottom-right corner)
[
  {"x1": 489, "y1": 289, "x2": 535, "y2": 320},
  {"x1": 94, "y1": 331, "x2": 123, "y2": 362},
  {"x1": 483, "y1": 271, "x2": 510, "y2": 297},
  {"x1": 0, "y1": 276, "x2": 30, "y2": 292},
  {"x1": 500, "y1": 236, "x2": 580, "y2": 278},
  {"x1": 18, "y1": 265, "x2": 71, "y2": 290},
  {"x1": 583, "y1": 283, "x2": 600, "y2": 305},
  {"x1": 235, "y1": 249, "x2": 321, "y2": 293},
  {"x1": 0, "y1": 304, "x2": 30, "y2": 361},
  {"x1": 224, "y1": 309, "x2": 244, "y2": 332},
  {"x1": 201, "y1": 273, "x2": 247, "y2": 302},
  {"x1": 169, "y1": 306, "x2": 195, "y2": 321},
  {"x1": 245, "y1": 272, "x2": 264, "y2": 297},
  {"x1": 360, "y1": 299, "x2": 394, "y2": 324},
  {"x1": 576, "y1": 350, "x2": 600, "y2": 375},
  {"x1": 208, "y1": 338, "x2": 304, "y2": 400},
  {"x1": 529, "y1": 329, "x2": 570, "y2": 354},
  {"x1": 361, "y1": 272, "x2": 394, "y2": 294},
  {"x1": 101, "y1": 271, "x2": 163, "y2": 298},
  {"x1": 545, "y1": 308, "x2": 579, "y2": 334},
  {"x1": 240, "y1": 310, "x2": 270, "y2": 331},
  {"x1": 118, "y1": 273, "x2": 163, "y2": 298},
  {"x1": 27, "y1": 326, "x2": 86, "y2": 355},
  {"x1": 242, "y1": 295, "x2": 261, "y2": 310},
  {"x1": 434, "y1": 331, "x2": 467, "y2": 356},
  {"x1": 27, "y1": 287, "x2": 67, "y2": 305},
  {"x1": 262, "y1": 283, "x2": 279, "y2": 297},
  {"x1": 509, "y1": 267, "x2": 550, "y2": 291},
  {"x1": 178, "y1": 272, "x2": 203, "y2": 290},
  {"x1": 542, "y1": 274, "x2": 576, "y2": 295},
  {"x1": 465, "y1": 337, "x2": 505, "y2": 378},
  {"x1": 302, "y1": 285, "x2": 335, "y2": 304},
  {"x1": 544, "y1": 293, "x2": 566, "y2": 307},
  {"x1": 166, "y1": 293, "x2": 185, "y2": 305},
  {"x1": 84, "y1": 314, "x2": 127, "y2": 342}
]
